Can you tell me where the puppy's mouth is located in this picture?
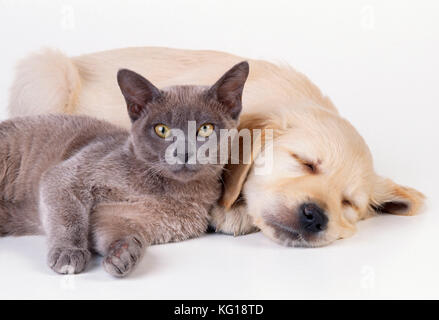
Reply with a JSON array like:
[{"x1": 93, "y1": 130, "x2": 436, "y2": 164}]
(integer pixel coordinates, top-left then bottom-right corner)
[
  {"x1": 264, "y1": 217, "x2": 331, "y2": 248},
  {"x1": 267, "y1": 220, "x2": 301, "y2": 239},
  {"x1": 265, "y1": 220, "x2": 307, "y2": 247}
]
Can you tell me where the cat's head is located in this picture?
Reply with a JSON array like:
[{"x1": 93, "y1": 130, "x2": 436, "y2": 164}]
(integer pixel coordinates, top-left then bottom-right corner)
[{"x1": 117, "y1": 62, "x2": 249, "y2": 182}]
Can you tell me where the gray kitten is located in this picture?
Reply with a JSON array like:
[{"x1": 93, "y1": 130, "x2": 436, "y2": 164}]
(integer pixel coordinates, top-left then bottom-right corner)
[{"x1": 0, "y1": 61, "x2": 249, "y2": 277}]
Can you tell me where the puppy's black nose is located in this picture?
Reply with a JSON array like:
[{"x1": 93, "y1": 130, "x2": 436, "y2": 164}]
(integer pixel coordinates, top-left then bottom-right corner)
[{"x1": 299, "y1": 203, "x2": 328, "y2": 233}]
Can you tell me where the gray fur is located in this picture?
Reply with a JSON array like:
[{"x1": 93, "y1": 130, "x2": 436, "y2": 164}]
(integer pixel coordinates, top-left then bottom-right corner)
[{"x1": 0, "y1": 62, "x2": 249, "y2": 277}]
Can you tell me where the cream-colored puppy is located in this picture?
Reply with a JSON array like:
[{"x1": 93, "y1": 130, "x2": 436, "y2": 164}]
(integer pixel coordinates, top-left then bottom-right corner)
[{"x1": 8, "y1": 47, "x2": 424, "y2": 247}]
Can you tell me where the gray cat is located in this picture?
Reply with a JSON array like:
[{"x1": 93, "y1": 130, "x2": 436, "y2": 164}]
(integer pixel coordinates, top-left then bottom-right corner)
[{"x1": 0, "y1": 61, "x2": 249, "y2": 277}]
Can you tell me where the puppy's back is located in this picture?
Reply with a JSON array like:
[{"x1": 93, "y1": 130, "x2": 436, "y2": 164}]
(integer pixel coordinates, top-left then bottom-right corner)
[{"x1": 8, "y1": 47, "x2": 338, "y2": 129}]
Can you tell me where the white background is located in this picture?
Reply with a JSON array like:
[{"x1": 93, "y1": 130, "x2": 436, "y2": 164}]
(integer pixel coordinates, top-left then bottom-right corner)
[{"x1": 0, "y1": 0, "x2": 438, "y2": 299}]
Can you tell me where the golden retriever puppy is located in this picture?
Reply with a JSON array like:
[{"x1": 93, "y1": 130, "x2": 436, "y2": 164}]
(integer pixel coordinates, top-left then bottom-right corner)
[{"x1": 8, "y1": 47, "x2": 424, "y2": 247}]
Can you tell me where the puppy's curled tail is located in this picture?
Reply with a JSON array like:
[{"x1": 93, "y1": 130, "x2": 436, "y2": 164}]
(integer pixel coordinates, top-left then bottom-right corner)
[{"x1": 8, "y1": 48, "x2": 81, "y2": 117}]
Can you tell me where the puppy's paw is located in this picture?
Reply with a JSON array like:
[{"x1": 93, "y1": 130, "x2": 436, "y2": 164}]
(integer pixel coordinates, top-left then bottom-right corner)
[
  {"x1": 48, "y1": 247, "x2": 91, "y2": 275},
  {"x1": 103, "y1": 236, "x2": 144, "y2": 278}
]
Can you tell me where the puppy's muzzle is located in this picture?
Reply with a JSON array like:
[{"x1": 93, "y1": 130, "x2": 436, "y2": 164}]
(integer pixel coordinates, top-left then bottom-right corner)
[{"x1": 264, "y1": 202, "x2": 329, "y2": 246}]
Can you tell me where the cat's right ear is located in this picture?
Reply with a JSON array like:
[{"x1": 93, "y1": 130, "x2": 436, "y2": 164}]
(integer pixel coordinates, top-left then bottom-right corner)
[
  {"x1": 117, "y1": 69, "x2": 161, "y2": 122},
  {"x1": 208, "y1": 61, "x2": 249, "y2": 120}
]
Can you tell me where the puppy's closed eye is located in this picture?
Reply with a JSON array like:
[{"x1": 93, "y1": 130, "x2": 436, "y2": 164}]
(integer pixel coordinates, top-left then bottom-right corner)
[
  {"x1": 342, "y1": 198, "x2": 359, "y2": 210},
  {"x1": 303, "y1": 162, "x2": 317, "y2": 174},
  {"x1": 290, "y1": 152, "x2": 319, "y2": 174}
]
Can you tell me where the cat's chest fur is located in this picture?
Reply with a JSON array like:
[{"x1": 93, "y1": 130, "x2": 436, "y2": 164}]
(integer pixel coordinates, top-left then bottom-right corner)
[
  {"x1": 92, "y1": 172, "x2": 221, "y2": 211},
  {"x1": 84, "y1": 152, "x2": 222, "y2": 220},
  {"x1": 88, "y1": 164, "x2": 222, "y2": 244}
]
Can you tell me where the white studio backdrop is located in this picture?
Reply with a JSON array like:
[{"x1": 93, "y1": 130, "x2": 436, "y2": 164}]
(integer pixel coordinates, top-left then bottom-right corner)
[{"x1": 0, "y1": 0, "x2": 438, "y2": 299}]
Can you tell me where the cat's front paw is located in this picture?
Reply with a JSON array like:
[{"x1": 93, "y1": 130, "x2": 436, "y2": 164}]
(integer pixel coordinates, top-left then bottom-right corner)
[
  {"x1": 48, "y1": 247, "x2": 91, "y2": 275},
  {"x1": 103, "y1": 236, "x2": 144, "y2": 278}
]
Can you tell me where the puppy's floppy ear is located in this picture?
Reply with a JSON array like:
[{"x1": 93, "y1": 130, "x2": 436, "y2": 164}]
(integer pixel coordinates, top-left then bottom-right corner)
[
  {"x1": 117, "y1": 69, "x2": 161, "y2": 122},
  {"x1": 208, "y1": 61, "x2": 249, "y2": 120},
  {"x1": 219, "y1": 114, "x2": 281, "y2": 210},
  {"x1": 370, "y1": 177, "x2": 425, "y2": 216}
]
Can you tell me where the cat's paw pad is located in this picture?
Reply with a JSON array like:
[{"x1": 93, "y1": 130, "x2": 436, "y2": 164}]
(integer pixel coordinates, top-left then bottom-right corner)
[
  {"x1": 48, "y1": 247, "x2": 91, "y2": 275},
  {"x1": 103, "y1": 236, "x2": 144, "y2": 278}
]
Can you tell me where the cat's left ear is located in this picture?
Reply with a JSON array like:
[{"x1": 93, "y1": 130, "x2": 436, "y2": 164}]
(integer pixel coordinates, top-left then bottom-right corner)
[
  {"x1": 208, "y1": 61, "x2": 249, "y2": 120},
  {"x1": 117, "y1": 69, "x2": 162, "y2": 122}
]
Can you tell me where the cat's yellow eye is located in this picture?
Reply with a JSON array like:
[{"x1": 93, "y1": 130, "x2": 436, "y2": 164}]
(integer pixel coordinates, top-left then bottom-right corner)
[
  {"x1": 197, "y1": 123, "x2": 214, "y2": 137},
  {"x1": 154, "y1": 124, "x2": 171, "y2": 138}
]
